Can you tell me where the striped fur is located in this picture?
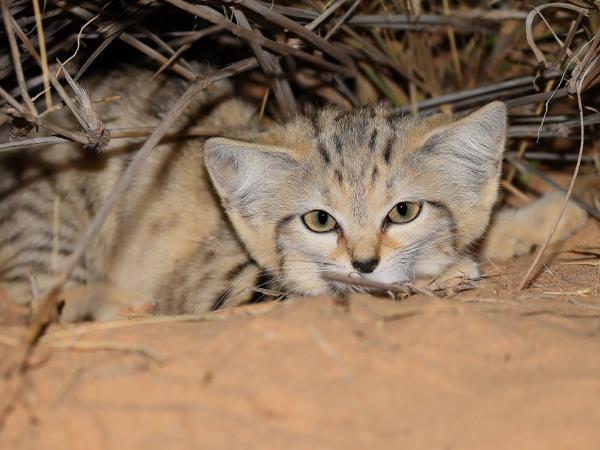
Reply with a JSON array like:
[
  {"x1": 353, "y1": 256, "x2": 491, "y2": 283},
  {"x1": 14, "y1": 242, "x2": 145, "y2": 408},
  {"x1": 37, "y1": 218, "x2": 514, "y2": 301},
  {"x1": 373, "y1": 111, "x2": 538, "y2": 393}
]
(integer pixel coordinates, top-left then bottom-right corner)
[{"x1": 0, "y1": 66, "x2": 264, "y2": 317}]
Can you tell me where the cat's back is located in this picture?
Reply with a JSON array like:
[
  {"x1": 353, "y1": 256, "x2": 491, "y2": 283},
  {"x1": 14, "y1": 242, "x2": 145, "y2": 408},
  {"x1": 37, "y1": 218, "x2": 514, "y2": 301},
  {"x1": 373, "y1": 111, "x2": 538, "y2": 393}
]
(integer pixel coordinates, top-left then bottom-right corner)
[{"x1": 0, "y1": 65, "x2": 257, "y2": 311}]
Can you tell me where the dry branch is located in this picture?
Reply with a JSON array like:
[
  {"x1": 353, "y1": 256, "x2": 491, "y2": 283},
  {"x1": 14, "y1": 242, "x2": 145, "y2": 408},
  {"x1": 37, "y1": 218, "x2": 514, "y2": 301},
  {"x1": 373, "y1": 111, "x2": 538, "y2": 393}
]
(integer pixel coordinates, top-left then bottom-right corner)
[{"x1": 0, "y1": 124, "x2": 252, "y2": 152}]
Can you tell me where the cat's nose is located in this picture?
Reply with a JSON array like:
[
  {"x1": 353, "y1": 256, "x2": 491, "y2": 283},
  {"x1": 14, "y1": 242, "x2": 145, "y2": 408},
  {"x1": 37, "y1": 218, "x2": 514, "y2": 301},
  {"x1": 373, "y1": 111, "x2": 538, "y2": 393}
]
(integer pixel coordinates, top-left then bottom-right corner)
[{"x1": 352, "y1": 257, "x2": 380, "y2": 274}]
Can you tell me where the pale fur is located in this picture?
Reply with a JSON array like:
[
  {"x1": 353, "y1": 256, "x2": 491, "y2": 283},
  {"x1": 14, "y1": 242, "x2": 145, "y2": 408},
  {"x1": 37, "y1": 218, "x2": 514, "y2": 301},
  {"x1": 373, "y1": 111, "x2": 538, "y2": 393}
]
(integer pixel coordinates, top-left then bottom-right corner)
[
  {"x1": 0, "y1": 66, "x2": 587, "y2": 318},
  {"x1": 481, "y1": 191, "x2": 588, "y2": 261}
]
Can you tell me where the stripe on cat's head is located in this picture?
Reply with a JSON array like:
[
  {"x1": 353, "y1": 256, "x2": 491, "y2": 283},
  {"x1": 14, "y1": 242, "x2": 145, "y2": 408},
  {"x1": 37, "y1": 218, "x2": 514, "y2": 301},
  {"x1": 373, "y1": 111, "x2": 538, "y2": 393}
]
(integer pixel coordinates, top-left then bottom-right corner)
[{"x1": 205, "y1": 102, "x2": 506, "y2": 294}]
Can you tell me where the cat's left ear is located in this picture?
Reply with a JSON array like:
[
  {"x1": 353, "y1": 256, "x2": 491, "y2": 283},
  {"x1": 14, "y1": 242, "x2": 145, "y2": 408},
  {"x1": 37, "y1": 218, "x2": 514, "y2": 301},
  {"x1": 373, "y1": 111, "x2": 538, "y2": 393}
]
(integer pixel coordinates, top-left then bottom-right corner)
[
  {"x1": 419, "y1": 101, "x2": 507, "y2": 179},
  {"x1": 204, "y1": 137, "x2": 299, "y2": 206}
]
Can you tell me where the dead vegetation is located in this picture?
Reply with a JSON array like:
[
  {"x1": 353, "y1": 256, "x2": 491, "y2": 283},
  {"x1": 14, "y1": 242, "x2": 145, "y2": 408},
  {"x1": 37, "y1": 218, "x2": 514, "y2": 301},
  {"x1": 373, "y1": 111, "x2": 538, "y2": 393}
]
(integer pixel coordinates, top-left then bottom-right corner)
[{"x1": 1, "y1": 0, "x2": 600, "y2": 441}]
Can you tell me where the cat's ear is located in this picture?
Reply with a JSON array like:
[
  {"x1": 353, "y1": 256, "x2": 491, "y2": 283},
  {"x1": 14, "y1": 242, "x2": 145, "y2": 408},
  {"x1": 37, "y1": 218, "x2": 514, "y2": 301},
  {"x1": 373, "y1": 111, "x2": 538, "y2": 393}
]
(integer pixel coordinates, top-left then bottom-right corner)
[
  {"x1": 419, "y1": 101, "x2": 507, "y2": 180},
  {"x1": 414, "y1": 102, "x2": 507, "y2": 247},
  {"x1": 204, "y1": 137, "x2": 298, "y2": 206}
]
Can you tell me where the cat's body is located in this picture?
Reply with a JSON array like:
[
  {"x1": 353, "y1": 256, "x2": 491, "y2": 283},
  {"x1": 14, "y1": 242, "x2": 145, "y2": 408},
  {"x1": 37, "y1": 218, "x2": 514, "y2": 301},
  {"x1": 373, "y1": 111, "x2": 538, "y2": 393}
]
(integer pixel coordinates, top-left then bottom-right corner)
[{"x1": 0, "y1": 66, "x2": 587, "y2": 319}]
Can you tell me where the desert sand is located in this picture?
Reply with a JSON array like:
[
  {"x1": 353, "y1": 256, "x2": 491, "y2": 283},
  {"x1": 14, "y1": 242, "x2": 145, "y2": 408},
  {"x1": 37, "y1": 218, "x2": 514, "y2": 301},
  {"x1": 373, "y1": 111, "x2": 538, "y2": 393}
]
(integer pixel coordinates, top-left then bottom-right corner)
[{"x1": 1, "y1": 221, "x2": 599, "y2": 450}]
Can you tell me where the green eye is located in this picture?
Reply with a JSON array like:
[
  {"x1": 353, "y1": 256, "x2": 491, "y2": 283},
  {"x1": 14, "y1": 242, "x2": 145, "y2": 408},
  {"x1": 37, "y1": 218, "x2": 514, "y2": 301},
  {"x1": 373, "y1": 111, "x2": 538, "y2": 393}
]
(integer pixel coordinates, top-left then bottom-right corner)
[
  {"x1": 302, "y1": 210, "x2": 338, "y2": 233},
  {"x1": 387, "y1": 202, "x2": 421, "y2": 224}
]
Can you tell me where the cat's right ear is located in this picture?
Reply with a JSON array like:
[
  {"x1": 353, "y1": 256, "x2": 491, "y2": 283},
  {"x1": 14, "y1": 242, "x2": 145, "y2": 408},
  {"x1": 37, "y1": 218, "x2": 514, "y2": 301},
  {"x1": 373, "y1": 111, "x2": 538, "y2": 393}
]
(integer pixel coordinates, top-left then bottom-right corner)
[{"x1": 204, "y1": 137, "x2": 298, "y2": 206}]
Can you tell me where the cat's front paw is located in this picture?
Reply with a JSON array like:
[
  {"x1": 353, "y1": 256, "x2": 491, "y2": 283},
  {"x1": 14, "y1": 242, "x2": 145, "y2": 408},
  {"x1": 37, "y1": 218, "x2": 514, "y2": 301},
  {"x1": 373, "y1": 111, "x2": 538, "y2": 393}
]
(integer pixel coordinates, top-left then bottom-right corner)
[{"x1": 423, "y1": 257, "x2": 480, "y2": 294}]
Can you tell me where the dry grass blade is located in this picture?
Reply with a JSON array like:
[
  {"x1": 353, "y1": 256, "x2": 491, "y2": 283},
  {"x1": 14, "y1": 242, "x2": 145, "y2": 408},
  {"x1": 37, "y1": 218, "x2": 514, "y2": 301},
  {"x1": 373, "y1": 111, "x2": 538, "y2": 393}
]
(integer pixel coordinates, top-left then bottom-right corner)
[
  {"x1": 0, "y1": 85, "x2": 26, "y2": 112},
  {"x1": 166, "y1": 25, "x2": 222, "y2": 47},
  {"x1": 345, "y1": 13, "x2": 488, "y2": 33},
  {"x1": 305, "y1": 0, "x2": 346, "y2": 31},
  {"x1": 233, "y1": 8, "x2": 297, "y2": 119},
  {"x1": 0, "y1": 334, "x2": 160, "y2": 361},
  {"x1": 8, "y1": 12, "x2": 111, "y2": 148},
  {"x1": 0, "y1": 124, "x2": 253, "y2": 152},
  {"x1": 39, "y1": 95, "x2": 120, "y2": 118},
  {"x1": 136, "y1": 24, "x2": 196, "y2": 74},
  {"x1": 552, "y1": 12, "x2": 584, "y2": 69},
  {"x1": 150, "y1": 42, "x2": 191, "y2": 81},
  {"x1": 500, "y1": 179, "x2": 531, "y2": 203},
  {"x1": 442, "y1": 0, "x2": 462, "y2": 84},
  {"x1": 341, "y1": 25, "x2": 424, "y2": 89},
  {"x1": 41, "y1": 314, "x2": 224, "y2": 343},
  {"x1": 230, "y1": 0, "x2": 354, "y2": 68},
  {"x1": 54, "y1": 1, "x2": 197, "y2": 81},
  {"x1": 0, "y1": 17, "x2": 89, "y2": 145},
  {"x1": 572, "y1": 27, "x2": 600, "y2": 92},
  {"x1": 525, "y1": 3, "x2": 589, "y2": 67},
  {"x1": 324, "y1": 0, "x2": 360, "y2": 40},
  {"x1": 74, "y1": 33, "x2": 119, "y2": 81},
  {"x1": 397, "y1": 70, "x2": 562, "y2": 113},
  {"x1": 519, "y1": 63, "x2": 591, "y2": 290},
  {"x1": 34, "y1": 119, "x2": 88, "y2": 144},
  {"x1": 58, "y1": 63, "x2": 110, "y2": 150},
  {"x1": 39, "y1": 70, "x2": 92, "y2": 141},
  {"x1": 164, "y1": 0, "x2": 352, "y2": 75},
  {"x1": 119, "y1": 33, "x2": 197, "y2": 81},
  {"x1": 0, "y1": 136, "x2": 68, "y2": 152},
  {"x1": 507, "y1": 112, "x2": 600, "y2": 138},
  {"x1": 45, "y1": 340, "x2": 160, "y2": 361},
  {"x1": 1, "y1": 0, "x2": 37, "y2": 116},
  {"x1": 504, "y1": 87, "x2": 570, "y2": 109},
  {"x1": 32, "y1": 0, "x2": 52, "y2": 109}
]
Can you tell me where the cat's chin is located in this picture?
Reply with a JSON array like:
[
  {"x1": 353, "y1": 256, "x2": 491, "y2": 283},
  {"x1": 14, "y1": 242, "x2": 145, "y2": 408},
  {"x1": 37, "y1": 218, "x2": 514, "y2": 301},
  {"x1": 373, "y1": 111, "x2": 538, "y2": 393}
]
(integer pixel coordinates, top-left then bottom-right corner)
[
  {"x1": 360, "y1": 270, "x2": 409, "y2": 285},
  {"x1": 282, "y1": 276, "x2": 333, "y2": 297}
]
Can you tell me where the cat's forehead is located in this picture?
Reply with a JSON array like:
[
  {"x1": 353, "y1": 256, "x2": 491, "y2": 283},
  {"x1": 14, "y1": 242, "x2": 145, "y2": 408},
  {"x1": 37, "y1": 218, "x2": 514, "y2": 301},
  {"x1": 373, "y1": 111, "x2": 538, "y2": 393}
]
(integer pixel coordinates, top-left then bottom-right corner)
[
  {"x1": 312, "y1": 105, "x2": 403, "y2": 146},
  {"x1": 297, "y1": 105, "x2": 425, "y2": 223},
  {"x1": 304, "y1": 105, "x2": 432, "y2": 169}
]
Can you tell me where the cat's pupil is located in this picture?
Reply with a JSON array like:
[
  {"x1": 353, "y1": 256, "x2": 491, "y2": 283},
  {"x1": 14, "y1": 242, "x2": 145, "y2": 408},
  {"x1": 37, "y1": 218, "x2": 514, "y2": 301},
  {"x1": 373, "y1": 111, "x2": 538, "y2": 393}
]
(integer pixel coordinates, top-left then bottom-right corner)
[
  {"x1": 317, "y1": 210, "x2": 328, "y2": 225},
  {"x1": 396, "y1": 203, "x2": 408, "y2": 216}
]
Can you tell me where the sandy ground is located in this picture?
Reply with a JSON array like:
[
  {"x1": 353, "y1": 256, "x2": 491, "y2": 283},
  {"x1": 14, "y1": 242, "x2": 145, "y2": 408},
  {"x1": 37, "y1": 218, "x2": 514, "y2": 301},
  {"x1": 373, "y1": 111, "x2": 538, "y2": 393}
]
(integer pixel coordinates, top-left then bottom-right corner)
[{"x1": 1, "y1": 220, "x2": 599, "y2": 450}]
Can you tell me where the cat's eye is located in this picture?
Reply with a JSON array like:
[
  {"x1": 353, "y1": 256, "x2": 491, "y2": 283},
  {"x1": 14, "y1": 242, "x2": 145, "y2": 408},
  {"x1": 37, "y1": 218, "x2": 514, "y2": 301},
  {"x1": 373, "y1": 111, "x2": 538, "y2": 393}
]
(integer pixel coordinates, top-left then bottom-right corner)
[
  {"x1": 302, "y1": 210, "x2": 338, "y2": 233},
  {"x1": 387, "y1": 202, "x2": 421, "y2": 224}
]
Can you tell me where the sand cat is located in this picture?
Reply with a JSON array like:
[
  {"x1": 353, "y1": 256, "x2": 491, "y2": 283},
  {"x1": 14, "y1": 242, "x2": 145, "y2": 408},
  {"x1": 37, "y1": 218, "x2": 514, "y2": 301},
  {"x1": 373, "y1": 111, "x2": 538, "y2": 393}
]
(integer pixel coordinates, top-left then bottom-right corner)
[{"x1": 0, "y1": 66, "x2": 587, "y2": 319}]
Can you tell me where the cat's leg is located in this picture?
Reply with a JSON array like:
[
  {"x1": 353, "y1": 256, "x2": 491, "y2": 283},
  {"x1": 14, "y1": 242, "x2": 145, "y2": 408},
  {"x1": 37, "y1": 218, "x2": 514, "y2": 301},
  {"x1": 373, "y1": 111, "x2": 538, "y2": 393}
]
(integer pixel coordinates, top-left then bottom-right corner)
[
  {"x1": 0, "y1": 263, "x2": 88, "y2": 321},
  {"x1": 0, "y1": 212, "x2": 88, "y2": 310},
  {"x1": 480, "y1": 192, "x2": 588, "y2": 261},
  {"x1": 58, "y1": 283, "x2": 154, "y2": 322},
  {"x1": 0, "y1": 197, "x2": 111, "y2": 321}
]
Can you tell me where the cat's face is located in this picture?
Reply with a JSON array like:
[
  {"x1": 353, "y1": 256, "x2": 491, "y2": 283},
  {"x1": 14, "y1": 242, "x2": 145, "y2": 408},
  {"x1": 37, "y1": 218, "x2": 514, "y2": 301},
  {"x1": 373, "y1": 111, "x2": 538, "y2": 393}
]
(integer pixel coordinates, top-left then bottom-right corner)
[{"x1": 205, "y1": 102, "x2": 506, "y2": 295}]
